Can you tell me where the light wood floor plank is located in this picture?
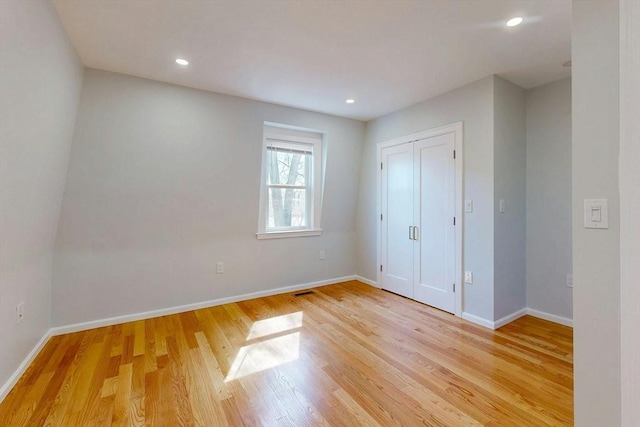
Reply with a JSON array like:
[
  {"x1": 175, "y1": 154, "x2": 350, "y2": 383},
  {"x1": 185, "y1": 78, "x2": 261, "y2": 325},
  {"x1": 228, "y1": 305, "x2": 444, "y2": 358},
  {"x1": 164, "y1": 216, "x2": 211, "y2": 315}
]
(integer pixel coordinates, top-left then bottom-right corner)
[{"x1": 0, "y1": 280, "x2": 573, "y2": 426}]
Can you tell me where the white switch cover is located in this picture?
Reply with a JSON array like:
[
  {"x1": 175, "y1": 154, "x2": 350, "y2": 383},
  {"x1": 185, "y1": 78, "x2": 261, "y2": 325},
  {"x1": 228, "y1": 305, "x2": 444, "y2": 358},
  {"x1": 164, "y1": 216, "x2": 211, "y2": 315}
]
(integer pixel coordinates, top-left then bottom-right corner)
[
  {"x1": 465, "y1": 200, "x2": 473, "y2": 213},
  {"x1": 319, "y1": 250, "x2": 325, "y2": 260},
  {"x1": 499, "y1": 199, "x2": 505, "y2": 213},
  {"x1": 584, "y1": 199, "x2": 608, "y2": 229},
  {"x1": 566, "y1": 274, "x2": 573, "y2": 288},
  {"x1": 216, "y1": 262, "x2": 224, "y2": 274},
  {"x1": 464, "y1": 271, "x2": 473, "y2": 284}
]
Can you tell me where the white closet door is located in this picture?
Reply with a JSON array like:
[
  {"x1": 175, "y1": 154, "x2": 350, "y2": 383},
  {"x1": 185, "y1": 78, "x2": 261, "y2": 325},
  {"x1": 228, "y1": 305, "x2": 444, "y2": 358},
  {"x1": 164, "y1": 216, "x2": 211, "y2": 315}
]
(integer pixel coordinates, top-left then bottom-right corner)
[
  {"x1": 413, "y1": 133, "x2": 456, "y2": 313},
  {"x1": 380, "y1": 143, "x2": 414, "y2": 298}
]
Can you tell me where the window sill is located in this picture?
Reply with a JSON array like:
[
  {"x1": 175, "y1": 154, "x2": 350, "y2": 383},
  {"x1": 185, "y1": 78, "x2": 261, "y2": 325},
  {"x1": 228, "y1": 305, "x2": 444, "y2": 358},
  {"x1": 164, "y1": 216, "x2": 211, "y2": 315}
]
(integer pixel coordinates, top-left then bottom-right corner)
[{"x1": 256, "y1": 229, "x2": 323, "y2": 240}]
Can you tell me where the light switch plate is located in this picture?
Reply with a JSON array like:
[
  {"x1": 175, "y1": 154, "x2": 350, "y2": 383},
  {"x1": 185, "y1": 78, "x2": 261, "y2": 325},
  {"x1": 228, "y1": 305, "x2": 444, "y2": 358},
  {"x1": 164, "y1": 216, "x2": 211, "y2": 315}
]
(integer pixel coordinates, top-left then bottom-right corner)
[
  {"x1": 464, "y1": 271, "x2": 473, "y2": 284},
  {"x1": 499, "y1": 199, "x2": 505, "y2": 213},
  {"x1": 465, "y1": 200, "x2": 473, "y2": 213},
  {"x1": 584, "y1": 199, "x2": 609, "y2": 229}
]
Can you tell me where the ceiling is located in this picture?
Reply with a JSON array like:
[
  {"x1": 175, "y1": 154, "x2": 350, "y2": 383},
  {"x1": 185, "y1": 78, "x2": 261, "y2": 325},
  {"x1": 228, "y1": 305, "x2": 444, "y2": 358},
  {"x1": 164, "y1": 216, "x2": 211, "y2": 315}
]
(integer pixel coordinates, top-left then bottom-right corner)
[{"x1": 52, "y1": 0, "x2": 571, "y2": 121}]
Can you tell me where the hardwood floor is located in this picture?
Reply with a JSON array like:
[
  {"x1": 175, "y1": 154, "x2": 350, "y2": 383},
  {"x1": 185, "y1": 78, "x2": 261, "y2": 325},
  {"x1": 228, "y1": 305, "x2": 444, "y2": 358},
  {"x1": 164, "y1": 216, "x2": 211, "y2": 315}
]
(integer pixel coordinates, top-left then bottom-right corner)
[{"x1": 0, "y1": 280, "x2": 573, "y2": 426}]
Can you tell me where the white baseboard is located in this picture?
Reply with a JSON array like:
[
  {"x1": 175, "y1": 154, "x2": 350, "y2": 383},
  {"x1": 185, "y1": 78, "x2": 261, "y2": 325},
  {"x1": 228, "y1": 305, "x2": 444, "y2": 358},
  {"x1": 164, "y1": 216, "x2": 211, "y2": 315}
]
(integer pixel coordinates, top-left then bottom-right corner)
[
  {"x1": 0, "y1": 329, "x2": 51, "y2": 403},
  {"x1": 526, "y1": 308, "x2": 573, "y2": 327},
  {"x1": 50, "y1": 275, "x2": 358, "y2": 336},
  {"x1": 494, "y1": 308, "x2": 528, "y2": 329},
  {"x1": 462, "y1": 312, "x2": 495, "y2": 329},
  {"x1": 354, "y1": 275, "x2": 379, "y2": 288},
  {"x1": 49, "y1": 284, "x2": 571, "y2": 337},
  {"x1": 463, "y1": 307, "x2": 573, "y2": 330}
]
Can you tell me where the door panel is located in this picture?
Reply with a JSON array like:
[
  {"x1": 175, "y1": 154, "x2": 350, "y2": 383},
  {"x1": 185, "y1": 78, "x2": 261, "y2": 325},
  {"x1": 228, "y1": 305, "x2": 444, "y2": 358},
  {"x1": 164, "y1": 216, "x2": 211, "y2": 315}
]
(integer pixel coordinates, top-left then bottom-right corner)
[
  {"x1": 380, "y1": 143, "x2": 413, "y2": 298},
  {"x1": 413, "y1": 133, "x2": 455, "y2": 313}
]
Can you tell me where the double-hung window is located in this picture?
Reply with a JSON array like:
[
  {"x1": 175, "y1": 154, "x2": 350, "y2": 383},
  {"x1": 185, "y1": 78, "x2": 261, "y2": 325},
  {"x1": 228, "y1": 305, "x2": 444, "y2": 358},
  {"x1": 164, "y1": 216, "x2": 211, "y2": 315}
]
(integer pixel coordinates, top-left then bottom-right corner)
[{"x1": 257, "y1": 124, "x2": 324, "y2": 239}]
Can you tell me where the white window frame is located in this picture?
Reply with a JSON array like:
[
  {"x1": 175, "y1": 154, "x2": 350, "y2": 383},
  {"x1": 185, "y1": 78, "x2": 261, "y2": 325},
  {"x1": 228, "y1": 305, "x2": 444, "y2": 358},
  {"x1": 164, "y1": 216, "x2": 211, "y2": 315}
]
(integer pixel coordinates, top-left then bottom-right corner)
[{"x1": 257, "y1": 123, "x2": 324, "y2": 239}]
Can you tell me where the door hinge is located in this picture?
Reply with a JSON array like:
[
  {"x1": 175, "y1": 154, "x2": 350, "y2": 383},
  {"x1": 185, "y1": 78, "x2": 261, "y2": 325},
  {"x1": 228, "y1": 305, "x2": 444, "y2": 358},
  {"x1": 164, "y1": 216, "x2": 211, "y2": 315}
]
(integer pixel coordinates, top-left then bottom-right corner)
[
  {"x1": 380, "y1": 265, "x2": 383, "y2": 272},
  {"x1": 453, "y1": 217, "x2": 456, "y2": 226},
  {"x1": 453, "y1": 283, "x2": 456, "y2": 292},
  {"x1": 380, "y1": 214, "x2": 383, "y2": 221},
  {"x1": 453, "y1": 150, "x2": 456, "y2": 159},
  {"x1": 381, "y1": 162, "x2": 383, "y2": 170}
]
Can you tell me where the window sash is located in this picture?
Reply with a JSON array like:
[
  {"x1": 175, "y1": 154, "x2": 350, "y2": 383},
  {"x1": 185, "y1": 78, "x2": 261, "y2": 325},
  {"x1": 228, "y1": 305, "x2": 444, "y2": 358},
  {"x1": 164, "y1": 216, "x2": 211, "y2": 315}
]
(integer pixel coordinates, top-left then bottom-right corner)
[
  {"x1": 266, "y1": 187, "x2": 309, "y2": 230},
  {"x1": 265, "y1": 140, "x2": 311, "y2": 187},
  {"x1": 265, "y1": 145, "x2": 312, "y2": 231},
  {"x1": 267, "y1": 184, "x2": 307, "y2": 190},
  {"x1": 266, "y1": 141, "x2": 312, "y2": 156}
]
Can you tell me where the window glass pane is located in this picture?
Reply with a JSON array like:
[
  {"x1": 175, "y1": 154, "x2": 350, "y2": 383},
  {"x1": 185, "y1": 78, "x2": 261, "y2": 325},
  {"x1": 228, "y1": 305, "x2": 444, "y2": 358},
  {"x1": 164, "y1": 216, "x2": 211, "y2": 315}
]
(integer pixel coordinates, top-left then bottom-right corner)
[
  {"x1": 267, "y1": 149, "x2": 308, "y2": 187},
  {"x1": 267, "y1": 188, "x2": 307, "y2": 228}
]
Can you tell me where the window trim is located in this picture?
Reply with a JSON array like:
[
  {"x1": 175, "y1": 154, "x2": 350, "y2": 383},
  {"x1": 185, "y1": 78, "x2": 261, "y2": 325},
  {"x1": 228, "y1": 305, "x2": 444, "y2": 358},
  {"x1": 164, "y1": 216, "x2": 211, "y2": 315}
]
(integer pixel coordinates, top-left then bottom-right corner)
[{"x1": 257, "y1": 124, "x2": 324, "y2": 239}]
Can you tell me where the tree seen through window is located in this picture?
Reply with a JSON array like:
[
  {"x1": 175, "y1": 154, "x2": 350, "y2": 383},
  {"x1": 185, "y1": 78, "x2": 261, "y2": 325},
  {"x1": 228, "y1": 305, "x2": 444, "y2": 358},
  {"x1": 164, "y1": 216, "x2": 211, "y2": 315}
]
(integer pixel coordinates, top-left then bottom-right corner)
[{"x1": 266, "y1": 146, "x2": 311, "y2": 229}]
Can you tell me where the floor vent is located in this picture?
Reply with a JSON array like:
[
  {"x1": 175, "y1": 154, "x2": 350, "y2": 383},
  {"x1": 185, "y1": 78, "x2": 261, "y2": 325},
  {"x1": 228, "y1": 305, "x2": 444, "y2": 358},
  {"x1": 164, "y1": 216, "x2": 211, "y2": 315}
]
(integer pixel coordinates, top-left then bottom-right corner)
[{"x1": 293, "y1": 291, "x2": 315, "y2": 297}]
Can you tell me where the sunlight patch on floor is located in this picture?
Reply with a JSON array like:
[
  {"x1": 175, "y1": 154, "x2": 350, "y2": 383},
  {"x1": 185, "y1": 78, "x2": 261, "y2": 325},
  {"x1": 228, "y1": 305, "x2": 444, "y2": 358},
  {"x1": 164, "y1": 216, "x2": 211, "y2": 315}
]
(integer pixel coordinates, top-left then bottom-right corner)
[
  {"x1": 246, "y1": 311, "x2": 303, "y2": 340},
  {"x1": 225, "y1": 311, "x2": 304, "y2": 381}
]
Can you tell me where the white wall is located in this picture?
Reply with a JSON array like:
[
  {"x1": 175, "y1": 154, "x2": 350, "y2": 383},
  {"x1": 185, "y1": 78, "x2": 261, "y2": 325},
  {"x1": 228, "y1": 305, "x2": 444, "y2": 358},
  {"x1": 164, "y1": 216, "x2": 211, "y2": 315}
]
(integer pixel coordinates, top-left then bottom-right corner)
[
  {"x1": 357, "y1": 76, "x2": 495, "y2": 321},
  {"x1": 572, "y1": 1, "x2": 621, "y2": 424},
  {"x1": 52, "y1": 69, "x2": 364, "y2": 326},
  {"x1": 525, "y1": 78, "x2": 573, "y2": 320},
  {"x1": 493, "y1": 76, "x2": 527, "y2": 320},
  {"x1": 0, "y1": 0, "x2": 83, "y2": 388}
]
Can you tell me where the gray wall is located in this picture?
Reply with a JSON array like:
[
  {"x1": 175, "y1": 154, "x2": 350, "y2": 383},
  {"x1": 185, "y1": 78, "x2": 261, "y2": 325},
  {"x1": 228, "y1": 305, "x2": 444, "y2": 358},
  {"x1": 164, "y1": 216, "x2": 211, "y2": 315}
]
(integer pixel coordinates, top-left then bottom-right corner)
[
  {"x1": 52, "y1": 69, "x2": 364, "y2": 326},
  {"x1": 493, "y1": 76, "x2": 527, "y2": 320},
  {"x1": 525, "y1": 78, "x2": 573, "y2": 320},
  {"x1": 0, "y1": 0, "x2": 83, "y2": 388},
  {"x1": 357, "y1": 76, "x2": 495, "y2": 321},
  {"x1": 619, "y1": 1, "x2": 640, "y2": 424},
  {"x1": 572, "y1": 1, "x2": 620, "y2": 425}
]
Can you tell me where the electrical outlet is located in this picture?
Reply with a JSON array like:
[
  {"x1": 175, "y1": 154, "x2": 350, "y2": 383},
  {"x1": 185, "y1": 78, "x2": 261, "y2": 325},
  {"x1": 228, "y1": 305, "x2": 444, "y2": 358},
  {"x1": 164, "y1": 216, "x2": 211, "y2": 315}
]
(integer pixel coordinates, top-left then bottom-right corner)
[
  {"x1": 319, "y1": 250, "x2": 325, "y2": 260},
  {"x1": 216, "y1": 262, "x2": 224, "y2": 274},
  {"x1": 464, "y1": 271, "x2": 473, "y2": 284},
  {"x1": 566, "y1": 274, "x2": 573, "y2": 288},
  {"x1": 16, "y1": 302, "x2": 24, "y2": 323}
]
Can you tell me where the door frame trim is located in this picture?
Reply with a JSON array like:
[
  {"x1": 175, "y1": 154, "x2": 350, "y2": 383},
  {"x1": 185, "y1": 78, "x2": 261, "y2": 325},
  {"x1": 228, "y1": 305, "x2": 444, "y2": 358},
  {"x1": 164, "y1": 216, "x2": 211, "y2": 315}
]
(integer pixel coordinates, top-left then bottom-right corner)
[{"x1": 376, "y1": 121, "x2": 464, "y2": 317}]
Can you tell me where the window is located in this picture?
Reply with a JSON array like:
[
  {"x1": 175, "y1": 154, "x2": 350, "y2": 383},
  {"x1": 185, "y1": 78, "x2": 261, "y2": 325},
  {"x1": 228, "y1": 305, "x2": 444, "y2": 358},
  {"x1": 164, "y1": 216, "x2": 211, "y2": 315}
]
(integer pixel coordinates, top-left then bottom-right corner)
[{"x1": 257, "y1": 124, "x2": 324, "y2": 239}]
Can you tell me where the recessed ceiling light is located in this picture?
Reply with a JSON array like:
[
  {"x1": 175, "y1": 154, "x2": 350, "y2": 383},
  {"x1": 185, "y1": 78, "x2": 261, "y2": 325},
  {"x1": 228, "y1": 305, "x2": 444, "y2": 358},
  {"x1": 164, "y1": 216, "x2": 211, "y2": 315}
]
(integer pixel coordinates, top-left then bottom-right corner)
[
  {"x1": 345, "y1": 99, "x2": 355, "y2": 104},
  {"x1": 175, "y1": 58, "x2": 189, "y2": 65},
  {"x1": 506, "y1": 17, "x2": 523, "y2": 27}
]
